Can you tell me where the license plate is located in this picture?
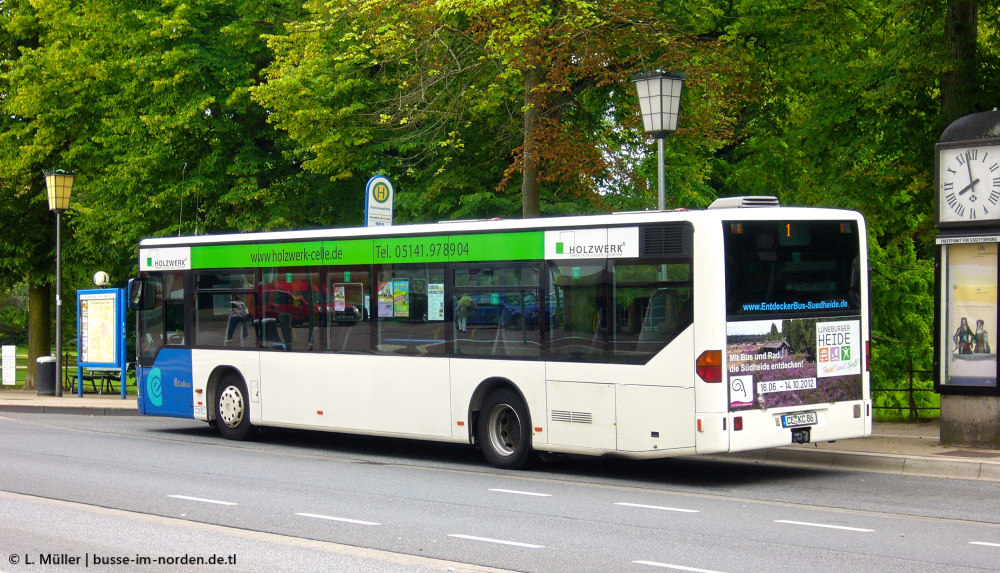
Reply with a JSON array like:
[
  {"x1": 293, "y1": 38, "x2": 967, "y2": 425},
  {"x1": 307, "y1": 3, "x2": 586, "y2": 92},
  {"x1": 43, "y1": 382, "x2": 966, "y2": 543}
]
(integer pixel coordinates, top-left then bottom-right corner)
[{"x1": 781, "y1": 411, "x2": 817, "y2": 428}]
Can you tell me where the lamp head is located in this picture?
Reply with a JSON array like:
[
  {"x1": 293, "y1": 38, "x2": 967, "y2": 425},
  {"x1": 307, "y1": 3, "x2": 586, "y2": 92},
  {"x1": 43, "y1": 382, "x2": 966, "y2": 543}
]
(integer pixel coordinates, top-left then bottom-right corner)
[
  {"x1": 632, "y1": 72, "x2": 685, "y2": 138},
  {"x1": 43, "y1": 170, "x2": 75, "y2": 212}
]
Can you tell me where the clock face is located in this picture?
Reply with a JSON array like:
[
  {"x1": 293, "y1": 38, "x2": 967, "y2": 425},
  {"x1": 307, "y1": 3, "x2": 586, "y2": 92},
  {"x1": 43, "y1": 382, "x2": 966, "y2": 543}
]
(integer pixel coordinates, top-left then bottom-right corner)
[{"x1": 939, "y1": 144, "x2": 1000, "y2": 223}]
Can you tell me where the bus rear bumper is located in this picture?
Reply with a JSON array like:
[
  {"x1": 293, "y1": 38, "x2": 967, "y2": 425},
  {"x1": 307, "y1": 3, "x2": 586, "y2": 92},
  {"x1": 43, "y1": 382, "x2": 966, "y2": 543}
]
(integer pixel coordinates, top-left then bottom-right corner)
[{"x1": 727, "y1": 400, "x2": 871, "y2": 453}]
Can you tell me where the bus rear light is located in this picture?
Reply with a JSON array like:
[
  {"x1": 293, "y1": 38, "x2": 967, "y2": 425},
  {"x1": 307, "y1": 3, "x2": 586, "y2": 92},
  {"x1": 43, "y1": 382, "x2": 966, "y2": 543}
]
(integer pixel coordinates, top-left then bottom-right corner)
[
  {"x1": 697, "y1": 417, "x2": 703, "y2": 432},
  {"x1": 733, "y1": 416, "x2": 743, "y2": 431},
  {"x1": 317, "y1": 410, "x2": 323, "y2": 415},
  {"x1": 457, "y1": 420, "x2": 465, "y2": 426},
  {"x1": 696, "y1": 350, "x2": 723, "y2": 383}
]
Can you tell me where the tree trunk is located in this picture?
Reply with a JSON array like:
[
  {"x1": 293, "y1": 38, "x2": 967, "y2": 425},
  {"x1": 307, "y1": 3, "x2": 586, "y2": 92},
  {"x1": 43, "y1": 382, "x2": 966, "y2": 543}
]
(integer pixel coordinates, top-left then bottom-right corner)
[
  {"x1": 941, "y1": 0, "x2": 977, "y2": 125},
  {"x1": 521, "y1": 65, "x2": 542, "y2": 219},
  {"x1": 26, "y1": 281, "x2": 51, "y2": 389}
]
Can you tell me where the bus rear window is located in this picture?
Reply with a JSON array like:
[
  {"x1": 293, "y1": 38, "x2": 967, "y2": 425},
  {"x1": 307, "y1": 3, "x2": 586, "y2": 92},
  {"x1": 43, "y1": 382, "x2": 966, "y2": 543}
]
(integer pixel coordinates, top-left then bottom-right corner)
[{"x1": 725, "y1": 220, "x2": 861, "y2": 316}]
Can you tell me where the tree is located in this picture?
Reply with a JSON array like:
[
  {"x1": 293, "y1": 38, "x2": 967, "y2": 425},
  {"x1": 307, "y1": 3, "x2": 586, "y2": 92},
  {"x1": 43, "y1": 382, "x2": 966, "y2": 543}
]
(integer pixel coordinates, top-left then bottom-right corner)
[
  {"x1": 256, "y1": 1, "x2": 743, "y2": 220},
  {"x1": 0, "y1": 0, "x2": 317, "y2": 384}
]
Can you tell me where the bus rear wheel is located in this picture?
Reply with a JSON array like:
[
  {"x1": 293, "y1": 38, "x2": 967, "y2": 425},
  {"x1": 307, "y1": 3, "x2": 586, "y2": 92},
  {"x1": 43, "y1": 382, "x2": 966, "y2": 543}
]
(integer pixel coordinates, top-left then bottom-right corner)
[
  {"x1": 478, "y1": 389, "x2": 534, "y2": 469},
  {"x1": 216, "y1": 374, "x2": 251, "y2": 440}
]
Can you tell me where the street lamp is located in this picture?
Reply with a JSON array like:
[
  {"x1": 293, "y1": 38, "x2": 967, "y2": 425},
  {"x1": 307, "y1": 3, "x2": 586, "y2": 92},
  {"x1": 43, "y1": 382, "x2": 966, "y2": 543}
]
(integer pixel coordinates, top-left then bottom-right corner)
[
  {"x1": 633, "y1": 71, "x2": 684, "y2": 210},
  {"x1": 44, "y1": 169, "x2": 74, "y2": 397}
]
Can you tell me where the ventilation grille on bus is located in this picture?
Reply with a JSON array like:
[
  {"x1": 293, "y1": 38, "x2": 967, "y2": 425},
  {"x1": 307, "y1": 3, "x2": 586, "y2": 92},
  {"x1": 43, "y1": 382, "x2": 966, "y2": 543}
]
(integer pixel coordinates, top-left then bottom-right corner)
[
  {"x1": 640, "y1": 223, "x2": 692, "y2": 257},
  {"x1": 551, "y1": 410, "x2": 594, "y2": 424},
  {"x1": 707, "y1": 195, "x2": 780, "y2": 209}
]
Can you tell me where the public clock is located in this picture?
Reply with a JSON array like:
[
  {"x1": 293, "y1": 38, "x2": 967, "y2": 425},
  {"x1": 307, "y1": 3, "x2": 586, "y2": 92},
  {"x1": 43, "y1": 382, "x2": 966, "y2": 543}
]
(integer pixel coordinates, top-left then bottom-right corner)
[{"x1": 938, "y1": 142, "x2": 1000, "y2": 224}]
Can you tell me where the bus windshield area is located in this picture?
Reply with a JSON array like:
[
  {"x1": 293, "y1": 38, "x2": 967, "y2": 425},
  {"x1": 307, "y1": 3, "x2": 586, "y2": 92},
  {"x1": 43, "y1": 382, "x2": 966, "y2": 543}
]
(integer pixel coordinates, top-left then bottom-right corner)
[{"x1": 724, "y1": 220, "x2": 861, "y2": 317}]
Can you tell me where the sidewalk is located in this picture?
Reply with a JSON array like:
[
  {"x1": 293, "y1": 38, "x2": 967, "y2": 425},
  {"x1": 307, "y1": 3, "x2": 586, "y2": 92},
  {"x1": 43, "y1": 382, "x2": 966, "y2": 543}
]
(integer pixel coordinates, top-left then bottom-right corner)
[
  {"x1": 0, "y1": 390, "x2": 137, "y2": 416},
  {"x1": 721, "y1": 420, "x2": 1000, "y2": 481},
  {"x1": 1, "y1": 391, "x2": 998, "y2": 480}
]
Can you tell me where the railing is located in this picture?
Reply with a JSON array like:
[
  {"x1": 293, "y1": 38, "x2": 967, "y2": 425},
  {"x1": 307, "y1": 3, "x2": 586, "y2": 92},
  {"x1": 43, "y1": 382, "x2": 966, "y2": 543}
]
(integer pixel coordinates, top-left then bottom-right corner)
[
  {"x1": 871, "y1": 357, "x2": 939, "y2": 421},
  {"x1": 0, "y1": 349, "x2": 134, "y2": 395}
]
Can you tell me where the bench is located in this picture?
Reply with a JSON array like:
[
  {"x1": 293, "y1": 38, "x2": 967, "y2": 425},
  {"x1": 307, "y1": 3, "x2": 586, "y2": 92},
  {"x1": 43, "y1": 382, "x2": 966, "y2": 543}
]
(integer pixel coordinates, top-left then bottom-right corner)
[{"x1": 79, "y1": 368, "x2": 126, "y2": 395}]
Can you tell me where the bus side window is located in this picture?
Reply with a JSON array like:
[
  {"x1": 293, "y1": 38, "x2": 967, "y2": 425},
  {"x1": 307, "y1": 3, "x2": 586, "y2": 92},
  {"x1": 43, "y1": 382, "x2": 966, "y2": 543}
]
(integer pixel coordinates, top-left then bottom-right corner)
[
  {"x1": 327, "y1": 269, "x2": 371, "y2": 353},
  {"x1": 613, "y1": 261, "x2": 693, "y2": 362},
  {"x1": 547, "y1": 262, "x2": 607, "y2": 362},
  {"x1": 375, "y1": 266, "x2": 445, "y2": 356},
  {"x1": 163, "y1": 271, "x2": 186, "y2": 346}
]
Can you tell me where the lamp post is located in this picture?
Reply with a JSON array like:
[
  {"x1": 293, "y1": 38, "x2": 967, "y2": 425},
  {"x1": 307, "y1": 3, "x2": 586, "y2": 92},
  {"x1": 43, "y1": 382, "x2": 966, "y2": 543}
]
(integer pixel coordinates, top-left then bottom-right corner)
[
  {"x1": 633, "y1": 72, "x2": 684, "y2": 210},
  {"x1": 44, "y1": 170, "x2": 74, "y2": 397}
]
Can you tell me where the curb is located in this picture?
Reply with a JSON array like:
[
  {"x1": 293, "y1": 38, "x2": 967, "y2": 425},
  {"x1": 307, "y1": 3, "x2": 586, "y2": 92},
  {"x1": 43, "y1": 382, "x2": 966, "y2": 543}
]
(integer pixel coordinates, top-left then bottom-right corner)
[
  {"x1": 0, "y1": 404, "x2": 139, "y2": 417},
  {"x1": 720, "y1": 447, "x2": 1000, "y2": 481}
]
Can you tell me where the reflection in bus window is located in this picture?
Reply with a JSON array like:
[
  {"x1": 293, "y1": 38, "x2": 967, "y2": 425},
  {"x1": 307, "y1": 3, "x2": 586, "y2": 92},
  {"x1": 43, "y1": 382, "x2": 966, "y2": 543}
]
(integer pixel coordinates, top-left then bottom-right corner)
[
  {"x1": 453, "y1": 291, "x2": 541, "y2": 358},
  {"x1": 327, "y1": 269, "x2": 371, "y2": 353},
  {"x1": 376, "y1": 266, "x2": 445, "y2": 355},
  {"x1": 548, "y1": 262, "x2": 608, "y2": 362},
  {"x1": 613, "y1": 262, "x2": 692, "y2": 363},
  {"x1": 261, "y1": 267, "x2": 321, "y2": 352},
  {"x1": 194, "y1": 270, "x2": 258, "y2": 348}
]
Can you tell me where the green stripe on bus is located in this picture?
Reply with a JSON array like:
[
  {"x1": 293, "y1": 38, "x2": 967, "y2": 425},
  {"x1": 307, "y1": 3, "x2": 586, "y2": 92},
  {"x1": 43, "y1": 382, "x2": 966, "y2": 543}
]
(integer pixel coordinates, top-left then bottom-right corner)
[
  {"x1": 189, "y1": 231, "x2": 544, "y2": 269},
  {"x1": 373, "y1": 231, "x2": 543, "y2": 264}
]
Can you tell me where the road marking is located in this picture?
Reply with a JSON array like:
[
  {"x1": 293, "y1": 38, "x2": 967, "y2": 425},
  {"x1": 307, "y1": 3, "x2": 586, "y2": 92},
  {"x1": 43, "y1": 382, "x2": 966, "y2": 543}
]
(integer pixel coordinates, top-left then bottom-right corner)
[
  {"x1": 970, "y1": 541, "x2": 1000, "y2": 548},
  {"x1": 296, "y1": 512, "x2": 380, "y2": 526},
  {"x1": 168, "y1": 495, "x2": 237, "y2": 506},
  {"x1": 633, "y1": 560, "x2": 726, "y2": 573},
  {"x1": 774, "y1": 519, "x2": 874, "y2": 532},
  {"x1": 489, "y1": 488, "x2": 552, "y2": 497},
  {"x1": 1, "y1": 491, "x2": 511, "y2": 573},
  {"x1": 447, "y1": 534, "x2": 544, "y2": 549},
  {"x1": 616, "y1": 502, "x2": 699, "y2": 513}
]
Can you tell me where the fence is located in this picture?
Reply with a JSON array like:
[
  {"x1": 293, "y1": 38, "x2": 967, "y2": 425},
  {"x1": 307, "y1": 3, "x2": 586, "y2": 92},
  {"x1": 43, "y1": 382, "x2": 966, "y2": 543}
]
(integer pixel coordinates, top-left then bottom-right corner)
[
  {"x1": 5, "y1": 346, "x2": 940, "y2": 418},
  {"x1": 0, "y1": 349, "x2": 134, "y2": 394},
  {"x1": 871, "y1": 357, "x2": 939, "y2": 421}
]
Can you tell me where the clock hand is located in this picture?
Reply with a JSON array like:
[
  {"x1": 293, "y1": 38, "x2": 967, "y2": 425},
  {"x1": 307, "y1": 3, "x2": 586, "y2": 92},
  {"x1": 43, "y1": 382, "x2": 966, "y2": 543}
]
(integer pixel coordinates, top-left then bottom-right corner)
[{"x1": 958, "y1": 178, "x2": 981, "y2": 195}]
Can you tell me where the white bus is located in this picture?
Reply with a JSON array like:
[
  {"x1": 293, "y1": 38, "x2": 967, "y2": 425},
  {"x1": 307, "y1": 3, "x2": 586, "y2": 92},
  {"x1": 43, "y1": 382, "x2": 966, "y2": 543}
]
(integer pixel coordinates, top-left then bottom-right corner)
[{"x1": 129, "y1": 197, "x2": 871, "y2": 469}]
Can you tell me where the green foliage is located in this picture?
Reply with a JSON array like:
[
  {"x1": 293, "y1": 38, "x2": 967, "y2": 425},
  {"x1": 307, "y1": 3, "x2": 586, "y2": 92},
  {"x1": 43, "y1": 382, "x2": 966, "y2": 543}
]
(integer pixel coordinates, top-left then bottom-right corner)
[
  {"x1": 868, "y1": 235, "x2": 935, "y2": 388},
  {"x1": 1, "y1": 0, "x2": 996, "y2": 399},
  {"x1": 0, "y1": 284, "x2": 28, "y2": 346}
]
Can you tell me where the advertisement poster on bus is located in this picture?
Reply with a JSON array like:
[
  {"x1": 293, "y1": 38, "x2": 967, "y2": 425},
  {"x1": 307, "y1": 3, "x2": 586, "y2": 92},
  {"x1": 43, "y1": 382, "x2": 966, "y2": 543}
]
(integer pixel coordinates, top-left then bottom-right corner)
[
  {"x1": 393, "y1": 280, "x2": 410, "y2": 318},
  {"x1": 726, "y1": 317, "x2": 863, "y2": 411},
  {"x1": 377, "y1": 282, "x2": 393, "y2": 318},
  {"x1": 428, "y1": 283, "x2": 445, "y2": 321}
]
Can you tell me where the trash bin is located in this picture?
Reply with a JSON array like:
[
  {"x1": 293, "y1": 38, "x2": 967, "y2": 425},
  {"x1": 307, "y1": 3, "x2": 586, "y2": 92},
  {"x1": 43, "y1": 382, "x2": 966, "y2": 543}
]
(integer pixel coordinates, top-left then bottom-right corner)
[{"x1": 36, "y1": 356, "x2": 56, "y2": 396}]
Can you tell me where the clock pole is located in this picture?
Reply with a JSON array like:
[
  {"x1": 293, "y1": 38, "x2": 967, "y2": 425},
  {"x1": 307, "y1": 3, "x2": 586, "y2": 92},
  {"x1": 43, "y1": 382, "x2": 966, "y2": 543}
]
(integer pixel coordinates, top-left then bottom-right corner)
[{"x1": 933, "y1": 109, "x2": 1000, "y2": 449}]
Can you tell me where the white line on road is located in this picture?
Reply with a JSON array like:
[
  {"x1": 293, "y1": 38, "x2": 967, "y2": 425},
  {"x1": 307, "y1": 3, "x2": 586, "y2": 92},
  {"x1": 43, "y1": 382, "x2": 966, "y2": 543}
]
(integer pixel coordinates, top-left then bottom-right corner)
[
  {"x1": 168, "y1": 495, "x2": 237, "y2": 506},
  {"x1": 447, "y1": 534, "x2": 544, "y2": 549},
  {"x1": 970, "y1": 541, "x2": 1000, "y2": 548},
  {"x1": 615, "y1": 502, "x2": 699, "y2": 513},
  {"x1": 296, "y1": 512, "x2": 380, "y2": 526},
  {"x1": 633, "y1": 560, "x2": 727, "y2": 573},
  {"x1": 489, "y1": 488, "x2": 552, "y2": 497},
  {"x1": 774, "y1": 519, "x2": 874, "y2": 532}
]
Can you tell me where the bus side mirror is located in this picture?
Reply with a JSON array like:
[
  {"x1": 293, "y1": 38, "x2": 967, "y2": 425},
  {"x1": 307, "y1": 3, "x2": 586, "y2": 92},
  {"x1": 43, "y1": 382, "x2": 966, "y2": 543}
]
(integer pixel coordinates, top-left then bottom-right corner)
[{"x1": 128, "y1": 278, "x2": 155, "y2": 311}]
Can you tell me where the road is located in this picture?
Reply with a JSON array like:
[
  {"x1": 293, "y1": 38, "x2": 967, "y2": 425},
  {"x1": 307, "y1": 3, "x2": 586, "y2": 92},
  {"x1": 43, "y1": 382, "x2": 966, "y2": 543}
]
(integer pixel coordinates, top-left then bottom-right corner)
[{"x1": 1, "y1": 412, "x2": 998, "y2": 572}]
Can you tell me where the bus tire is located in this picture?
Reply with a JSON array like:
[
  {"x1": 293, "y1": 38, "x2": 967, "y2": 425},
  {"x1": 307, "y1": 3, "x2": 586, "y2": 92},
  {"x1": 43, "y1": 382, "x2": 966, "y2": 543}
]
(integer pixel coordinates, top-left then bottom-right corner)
[
  {"x1": 478, "y1": 388, "x2": 534, "y2": 469},
  {"x1": 216, "y1": 374, "x2": 251, "y2": 440}
]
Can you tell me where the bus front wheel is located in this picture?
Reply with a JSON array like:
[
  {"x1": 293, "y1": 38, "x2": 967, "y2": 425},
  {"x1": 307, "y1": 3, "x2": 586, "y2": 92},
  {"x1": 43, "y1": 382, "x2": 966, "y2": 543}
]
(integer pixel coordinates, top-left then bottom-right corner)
[
  {"x1": 478, "y1": 389, "x2": 534, "y2": 469},
  {"x1": 216, "y1": 374, "x2": 251, "y2": 440}
]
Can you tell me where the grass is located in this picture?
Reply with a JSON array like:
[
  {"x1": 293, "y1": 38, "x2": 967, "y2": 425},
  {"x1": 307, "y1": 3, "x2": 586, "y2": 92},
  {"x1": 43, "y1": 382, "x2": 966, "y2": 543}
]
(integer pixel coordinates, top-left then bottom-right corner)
[{"x1": 0, "y1": 347, "x2": 137, "y2": 395}]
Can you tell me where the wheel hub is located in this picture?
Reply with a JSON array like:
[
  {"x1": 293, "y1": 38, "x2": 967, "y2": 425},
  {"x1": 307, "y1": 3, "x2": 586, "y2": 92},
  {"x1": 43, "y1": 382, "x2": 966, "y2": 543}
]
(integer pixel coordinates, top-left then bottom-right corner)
[
  {"x1": 218, "y1": 386, "x2": 245, "y2": 429},
  {"x1": 488, "y1": 404, "x2": 520, "y2": 456}
]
